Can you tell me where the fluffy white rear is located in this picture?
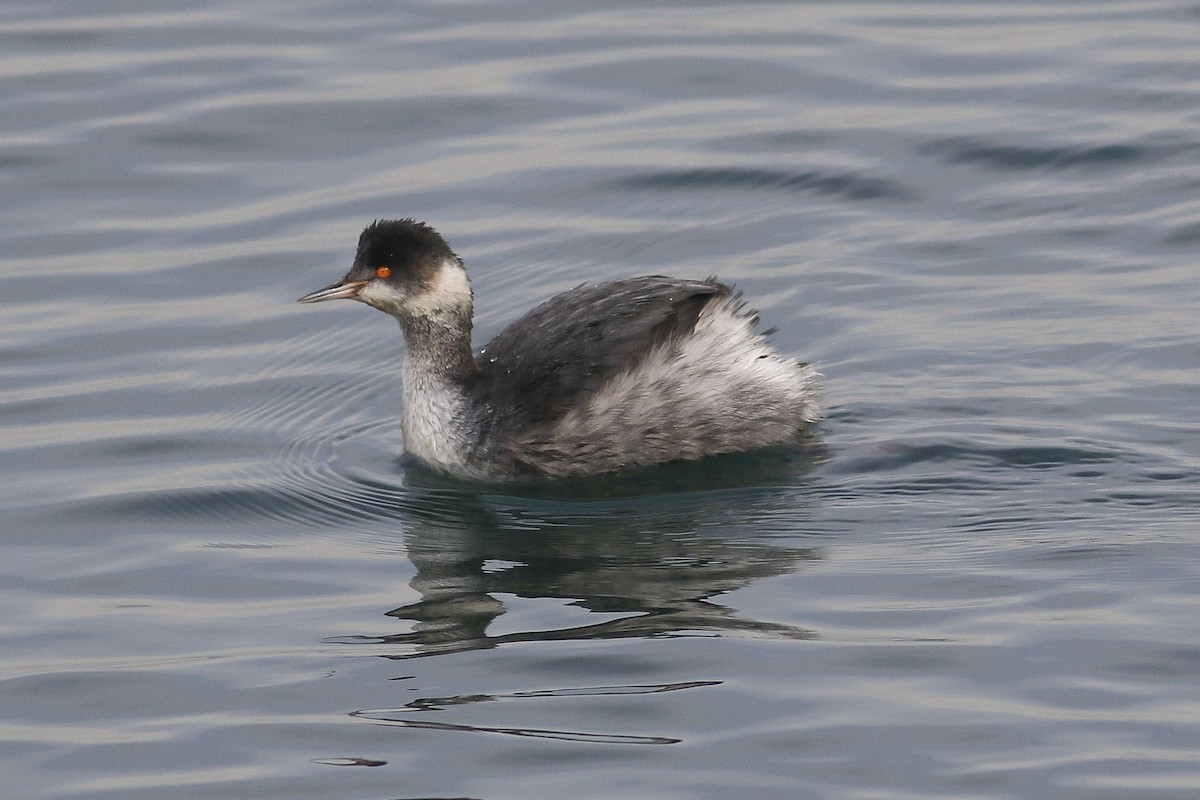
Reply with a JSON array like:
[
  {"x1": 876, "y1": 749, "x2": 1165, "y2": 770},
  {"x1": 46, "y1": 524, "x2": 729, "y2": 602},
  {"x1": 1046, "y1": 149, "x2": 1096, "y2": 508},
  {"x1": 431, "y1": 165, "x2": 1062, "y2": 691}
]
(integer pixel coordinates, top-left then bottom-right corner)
[{"x1": 522, "y1": 297, "x2": 820, "y2": 475}]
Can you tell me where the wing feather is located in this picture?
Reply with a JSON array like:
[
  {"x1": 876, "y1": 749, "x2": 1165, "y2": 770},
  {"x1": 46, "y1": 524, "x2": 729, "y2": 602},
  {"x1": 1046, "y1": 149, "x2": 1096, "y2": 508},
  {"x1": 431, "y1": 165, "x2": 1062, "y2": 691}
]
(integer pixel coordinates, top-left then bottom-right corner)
[{"x1": 474, "y1": 276, "x2": 731, "y2": 429}]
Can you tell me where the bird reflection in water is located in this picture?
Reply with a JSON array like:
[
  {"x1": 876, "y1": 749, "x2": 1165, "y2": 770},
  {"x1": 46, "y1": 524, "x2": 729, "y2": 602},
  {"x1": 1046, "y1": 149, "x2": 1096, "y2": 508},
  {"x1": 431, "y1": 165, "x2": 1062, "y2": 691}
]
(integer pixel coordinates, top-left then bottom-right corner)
[
  {"x1": 330, "y1": 449, "x2": 826, "y2": 746},
  {"x1": 338, "y1": 448, "x2": 826, "y2": 660}
]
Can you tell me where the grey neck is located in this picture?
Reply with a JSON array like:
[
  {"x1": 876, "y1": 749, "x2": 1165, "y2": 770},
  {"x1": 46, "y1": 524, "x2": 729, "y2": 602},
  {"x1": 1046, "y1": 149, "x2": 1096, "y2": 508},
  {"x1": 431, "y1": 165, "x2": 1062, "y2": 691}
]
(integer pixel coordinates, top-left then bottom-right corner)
[
  {"x1": 398, "y1": 307, "x2": 478, "y2": 385},
  {"x1": 395, "y1": 306, "x2": 484, "y2": 475}
]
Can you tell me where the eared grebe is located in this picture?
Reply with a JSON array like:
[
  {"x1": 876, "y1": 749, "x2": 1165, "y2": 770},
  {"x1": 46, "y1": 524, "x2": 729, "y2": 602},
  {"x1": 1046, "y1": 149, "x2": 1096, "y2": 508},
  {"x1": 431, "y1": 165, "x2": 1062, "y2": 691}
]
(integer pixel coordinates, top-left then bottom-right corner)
[{"x1": 298, "y1": 219, "x2": 820, "y2": 481}]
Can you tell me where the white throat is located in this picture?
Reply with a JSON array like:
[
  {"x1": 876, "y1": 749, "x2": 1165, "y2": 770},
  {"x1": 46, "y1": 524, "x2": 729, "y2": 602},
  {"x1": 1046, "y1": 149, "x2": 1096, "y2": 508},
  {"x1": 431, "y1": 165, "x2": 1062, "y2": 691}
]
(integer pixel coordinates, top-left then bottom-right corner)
[{"x1": 400, "y1": 356, "x2": 473, "y2": 475}]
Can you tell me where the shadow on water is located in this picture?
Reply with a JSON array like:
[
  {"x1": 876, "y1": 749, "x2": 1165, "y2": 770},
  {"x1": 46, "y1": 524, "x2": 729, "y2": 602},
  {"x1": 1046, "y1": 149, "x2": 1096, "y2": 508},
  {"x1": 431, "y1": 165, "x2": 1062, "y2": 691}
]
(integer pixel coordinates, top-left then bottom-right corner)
[{"x1": 331, "y1": 444, "x2": 829, "y2": 661}]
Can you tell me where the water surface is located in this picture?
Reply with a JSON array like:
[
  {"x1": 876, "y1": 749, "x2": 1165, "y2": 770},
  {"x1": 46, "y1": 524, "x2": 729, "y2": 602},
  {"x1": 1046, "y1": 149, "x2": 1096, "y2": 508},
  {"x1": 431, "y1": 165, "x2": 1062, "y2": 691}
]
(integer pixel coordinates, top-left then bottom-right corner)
[{"x1": 3, "y1": 2, "x2": 1200, "y2": 798}]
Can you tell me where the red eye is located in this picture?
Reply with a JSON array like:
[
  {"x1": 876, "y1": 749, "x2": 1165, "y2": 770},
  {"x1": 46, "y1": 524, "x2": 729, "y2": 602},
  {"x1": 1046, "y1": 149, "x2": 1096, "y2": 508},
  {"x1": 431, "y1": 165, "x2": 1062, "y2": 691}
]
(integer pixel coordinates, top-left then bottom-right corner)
[{"x1": 376, "y1": 266, "x2": 391, "y2": 279}]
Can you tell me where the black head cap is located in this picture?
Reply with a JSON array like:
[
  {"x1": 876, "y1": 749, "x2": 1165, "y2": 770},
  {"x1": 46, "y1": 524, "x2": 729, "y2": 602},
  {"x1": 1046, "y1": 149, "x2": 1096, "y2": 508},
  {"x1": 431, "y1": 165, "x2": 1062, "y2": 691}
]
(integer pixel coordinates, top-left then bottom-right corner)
[{"x1": 348, "y1": 219, "x2": 459, "y2": 287}]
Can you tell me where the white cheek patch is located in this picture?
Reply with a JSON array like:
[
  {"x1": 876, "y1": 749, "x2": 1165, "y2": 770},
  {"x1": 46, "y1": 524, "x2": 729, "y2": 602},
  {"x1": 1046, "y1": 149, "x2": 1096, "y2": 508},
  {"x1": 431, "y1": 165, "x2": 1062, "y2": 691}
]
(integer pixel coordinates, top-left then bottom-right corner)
[
  {"x1": 356, "y1": 258, "x2": 471, "y2": 318},
  {"x1": 356, "y1": 280, "x2": 408, "y2": 316},
  {"x1": 407, "y1": 259, "x2": 471, "y2": 317}
]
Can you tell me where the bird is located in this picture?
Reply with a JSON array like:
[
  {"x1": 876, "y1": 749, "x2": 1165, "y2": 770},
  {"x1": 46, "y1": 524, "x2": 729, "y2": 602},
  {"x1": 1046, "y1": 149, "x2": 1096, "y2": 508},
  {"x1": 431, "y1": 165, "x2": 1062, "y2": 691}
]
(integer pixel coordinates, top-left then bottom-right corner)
[{"x1": 298, "y1": 219, "x2": 820, "y2": 481}]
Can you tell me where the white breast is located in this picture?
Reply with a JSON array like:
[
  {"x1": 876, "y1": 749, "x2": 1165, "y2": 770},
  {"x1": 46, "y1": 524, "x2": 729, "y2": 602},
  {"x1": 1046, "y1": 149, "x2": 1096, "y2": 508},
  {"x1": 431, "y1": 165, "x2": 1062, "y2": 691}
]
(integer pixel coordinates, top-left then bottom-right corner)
[{"x1": 400, "y1": 362, "x2": 474, "y2": 475}]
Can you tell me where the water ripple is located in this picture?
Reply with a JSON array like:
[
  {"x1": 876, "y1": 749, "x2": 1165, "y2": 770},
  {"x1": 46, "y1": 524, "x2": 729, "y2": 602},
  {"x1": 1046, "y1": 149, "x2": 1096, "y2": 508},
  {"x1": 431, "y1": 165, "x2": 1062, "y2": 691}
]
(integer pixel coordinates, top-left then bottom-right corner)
[
  {"x1": 351, "y1": 681, "x2": 720, "y2": 746},
  {"x1": 614, "y1": 167, "x2": 911, "y2": 200},
  {"x1": 920, "y1": 136, "x2": 1182, "y2": 171}
]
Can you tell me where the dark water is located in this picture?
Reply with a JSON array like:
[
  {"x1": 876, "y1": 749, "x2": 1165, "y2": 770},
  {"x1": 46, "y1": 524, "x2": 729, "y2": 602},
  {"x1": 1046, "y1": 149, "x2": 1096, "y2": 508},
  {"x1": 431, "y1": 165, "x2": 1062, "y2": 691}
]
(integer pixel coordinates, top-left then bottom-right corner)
[{"x1": 3, "y1": 2, "x2": 1200, "y2": 798}]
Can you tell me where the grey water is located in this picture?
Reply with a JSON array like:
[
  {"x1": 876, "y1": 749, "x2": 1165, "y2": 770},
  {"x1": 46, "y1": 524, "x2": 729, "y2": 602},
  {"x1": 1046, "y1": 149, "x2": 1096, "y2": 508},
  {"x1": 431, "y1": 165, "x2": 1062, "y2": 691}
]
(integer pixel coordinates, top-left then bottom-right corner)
[{"x1": 3, "y1": 2, "x2": 1200, "y2": 798}]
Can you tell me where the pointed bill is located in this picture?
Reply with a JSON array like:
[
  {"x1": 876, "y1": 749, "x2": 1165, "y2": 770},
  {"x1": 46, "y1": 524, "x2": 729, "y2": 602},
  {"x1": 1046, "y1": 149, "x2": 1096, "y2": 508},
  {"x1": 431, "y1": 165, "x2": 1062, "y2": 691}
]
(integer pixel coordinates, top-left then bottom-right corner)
[{"x1": 297, "y1": 280, "x2": 369, "y2": 304}]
